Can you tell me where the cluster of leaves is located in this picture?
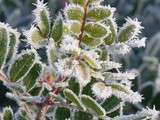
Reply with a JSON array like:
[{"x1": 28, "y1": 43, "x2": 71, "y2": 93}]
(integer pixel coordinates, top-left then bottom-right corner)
[
  {"x1": 0, "y1": 0, "x2": 159, "y2": 119},
  {"x1": 104, "y1": 0, "x2": 160, "y2": 111}
]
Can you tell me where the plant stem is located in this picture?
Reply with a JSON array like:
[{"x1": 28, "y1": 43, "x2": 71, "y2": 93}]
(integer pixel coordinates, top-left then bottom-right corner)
[{"x1": 78, "y1": 0, "x2": 89, "y2": 47}]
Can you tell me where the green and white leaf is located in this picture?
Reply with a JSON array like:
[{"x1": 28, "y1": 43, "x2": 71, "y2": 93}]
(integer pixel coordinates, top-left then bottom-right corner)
[
  {"x1": 104, "y1": 18, "x2": 117, "y2": 45},
  {"x1": 81, "y1": 95, "x2": 106, "y2": 118},
  {"x1": 82, "y1": 34, "x2": 103, "y2": 48},
  {"x1": 5, "y1": 30, "x2": 20, "y2": 65},
  {"x1": 65, "y1": 4, "x2": 84, "y2": 21},
  {"x1": 87, "y1": 6, "x2": 114, "y2": 21},
  {"x1": 23, "y1": 63, "x2": 43, "y2": 91},
  {"x1": 84, "y1": 22, "x2": 110, "y2": 38},
  {"x1": 52, "y1": 16, "x2": 63, "y2": 42},
  {"x1": 0, "y1": 24, "x2": 9, "y2": 70},
  {"x1": 64, "y1": 88, "x2": 86, "y2": 110},
  {"x1": 8, "y1": 51, "x2": 35, "y2": 82}
]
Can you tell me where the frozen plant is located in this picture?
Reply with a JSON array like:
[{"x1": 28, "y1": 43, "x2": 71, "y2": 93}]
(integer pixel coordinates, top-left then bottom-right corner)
[{"x1": 0, "y1": 0, "x2": 159, "y2": 120}]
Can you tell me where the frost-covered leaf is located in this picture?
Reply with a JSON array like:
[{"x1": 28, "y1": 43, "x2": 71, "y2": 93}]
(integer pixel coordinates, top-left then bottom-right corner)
[
  {"x1": 104, "y1": 19, "x2": 117, "y2": 45},
  {"x1": 118, "y1": 18, "x2": 143, "y2": 42},
  {"x1": 63, "y1": 88, "x2": 86, "y2": 110},
  {"x1": 9, "y1": 51, "x2": 35, "y2": 82},
  {"x1": 2, "y1": 107, "x2": 13, "y2": 120},
  {"x1": 84, "y1": 22, "x2": 109, "y2": 38},
  {"x1": 92, "y1": 82, "x2": 112, "y2": 100},
  {"x1": 65, "y1": 4, "x2": 84, "y2": 21},
  {"x1": 28, "y1": 27, "x2": 47, "y2": 47},
  {"x1": 70, "y1": 21, "x2": 81, "y2": 35},
  {"x1": 82, "y1": 34, "x2": 103, "y2": 48},
  {"x1": 33, "y1": 0, "x2": 50, "y2": 36},
  {"x1": 0, "y1": 25, "x2": 9, "y2": 70},
  {"x1": 23, "y1": 63, "x2": 43, "y2": 91},
  {"x1": 5, "y1": 31, "x2": 19, "y2": 65},
  {"x1": 82, "y1": 51, "x2": 101, "y2": 69},
  {"x1": 52, "y1": 16, "x2": 63, "y2": 42},
  {"x1": 87, "y1": 6, "x2": 115, "y2": 21},
  {"x1": 75, "y1": 61, "x2": 91, "y2": 86},
  {"x1": 81, "y1": 95, "x2": 106, "y2": 118}
]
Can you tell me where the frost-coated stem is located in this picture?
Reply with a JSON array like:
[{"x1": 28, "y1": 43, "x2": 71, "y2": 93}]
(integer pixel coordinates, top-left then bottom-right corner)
[{"x1": 78, "y1": 0, "x2": 89, "y2": 46}]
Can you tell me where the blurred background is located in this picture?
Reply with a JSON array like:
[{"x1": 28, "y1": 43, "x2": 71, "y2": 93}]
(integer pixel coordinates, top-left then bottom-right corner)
[{"x1": 0, "y1": 0, "x2": 160, "y2": 113}]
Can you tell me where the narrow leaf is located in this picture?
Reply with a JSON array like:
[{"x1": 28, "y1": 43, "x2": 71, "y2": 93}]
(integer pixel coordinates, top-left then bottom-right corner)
[{"x1": 52, "y1": 16, "x2": 63, "y2": 42}]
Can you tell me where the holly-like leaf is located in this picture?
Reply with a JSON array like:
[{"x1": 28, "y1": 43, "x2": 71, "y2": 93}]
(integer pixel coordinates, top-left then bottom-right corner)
[
  {"x1": 63, "y1": 88, "x2": 86, "y2": 110},
  {"x1": 81, "y1": 95, "x2": 106, "y2": 118},
  {"x1": 52, "y1": 16, "x2": 63, "y2": 42},
  {"x1": 9, "y1": 51, "x2": 35, "y2": 82},
  {"x1": 23, "y1": 63, "x2": 42, "y2": 91}
]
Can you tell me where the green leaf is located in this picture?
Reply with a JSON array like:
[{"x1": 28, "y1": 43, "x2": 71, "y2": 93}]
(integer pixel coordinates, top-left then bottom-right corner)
[
  {"x1": 29, "y1": 85, "x2": 42, "y2": 96},
  {"x1": 23, "y1": 63, "x2": 42, "y2": 91},
  {"x1": 82, "y1": 34, "x2": 103, "y2": 48},
  {"x1": 69, "y1": 0, "x2": 85, "y2": 5},
  {"x1": 2, "y1": 107, "x2": 13, "y2": 120},
  {"x1": 84, "y1": 22, "x2": 108, "y2": 38},
  {"x1": 63, "y1": 88, "x2": 86, "y2": 110},
  {"x1": 55, "y1": 107, "x2": 70, "y2": 120},
  {"x1": 70, "y1": 21, "x2": 81, "y2": 34},
  {"x1": 81, "y1": 95, "x2": 106, "y2": 118},
  {"x1": 31, "y1": 27, "x2": 46, "y2": 47},
  {"x1": 104, "y1": 19, "x2": 117, "y2": 45},
  {"x1": 9, "y1": 51, "x2": 35, "y2": 82},
  {"x1": 118, "y1": 25, "x2": 136, "y2": 42},
  {"x1": 38, "y1": 9, "x2": 50, "y2": 36},
  {"x1": 66, "y1": 5, "x2": 84, "y2": 21},
  {"x1": 102, "y1": 96, "x2": 121, "y2": 111},
  {"x1": 87, "y1": 7, "x2": 112, "y2": 21},
  {"x1": 0, "y1": 27, "x2": 9, "y2": 69},
  {"x1": 5, "y1": 32, "x2": 19, "y2": 64},
  {"x1": 68, "y1": 78, "x2": 80, "y2": 95},
  {"x1": 52, "y1": 16, "x2": 63, "y2": 42}
]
